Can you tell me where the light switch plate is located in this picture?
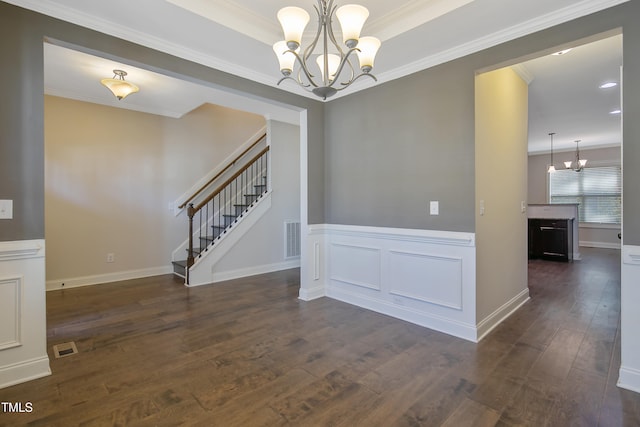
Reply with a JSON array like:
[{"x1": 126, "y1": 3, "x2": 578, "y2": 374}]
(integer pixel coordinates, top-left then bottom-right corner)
[
  {"x1": 0, "y1": 200, "x2": 13, "y2": 219},
  {"x1": 430, "y1": 201, "x2": 439, "y2": 215}
]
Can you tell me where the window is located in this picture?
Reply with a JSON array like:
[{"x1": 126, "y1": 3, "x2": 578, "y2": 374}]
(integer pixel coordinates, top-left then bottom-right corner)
[{"x1": 549, "y1": 166, "x2": 621, "y2": 224}]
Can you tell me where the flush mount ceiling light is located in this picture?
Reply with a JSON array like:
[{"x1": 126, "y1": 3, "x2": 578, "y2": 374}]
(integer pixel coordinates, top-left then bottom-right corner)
[
  {"x1": 100, "y1": 69, "x2": 139, "y2": 100},
  {"x1": 564, "y1": 139, "x2": 588, "y2": 172},
  {"x1": 273, "y1": 0, "x2": 381, "y2": 100}
]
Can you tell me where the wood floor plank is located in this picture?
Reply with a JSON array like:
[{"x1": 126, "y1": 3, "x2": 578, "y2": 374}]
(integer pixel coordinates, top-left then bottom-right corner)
[
  {"x1": 395, "y1": 372, "x2": 477, "y2": 426},
  {"x1": 498, "y1": 378, "x2": 559, "y2": 426},
  {"x1": 1, "y1": 249, "x2": 638, "y2": 426},
  {"x1": 547, "y1": 367, "x2": 606, "y2": 426},
  {"x1": 440, "y1": 396, "x2": 501, "y2": 427}
]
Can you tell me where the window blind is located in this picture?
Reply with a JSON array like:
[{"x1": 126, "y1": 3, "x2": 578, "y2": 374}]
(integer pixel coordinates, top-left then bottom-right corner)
[{"x1": 549, "y1": 166, "x2": 621, "y2": 224}]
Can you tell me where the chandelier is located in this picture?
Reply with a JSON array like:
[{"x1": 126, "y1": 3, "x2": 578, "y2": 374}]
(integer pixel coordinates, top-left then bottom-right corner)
[
  {"x1": 100, "y1": 69, "x2": 139, "y2": 100},
  {"x1": 273, "y1": 0, "x2": 381, "y2": 100},
  {"x1": 564, "y1": 139, "x2": 588, "y2": 172}
]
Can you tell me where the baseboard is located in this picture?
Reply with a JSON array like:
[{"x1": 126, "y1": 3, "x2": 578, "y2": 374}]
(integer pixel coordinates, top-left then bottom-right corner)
[
  {"x1": 0, "y1": 356, "x2": 51, "y2": 389},
  {"x1": 327, "y1": 286, "x2": 478, "y2": 342},
  {"x1": 46, "y1": 266, "x2": 173, "y2": 291},
  {"x1": 579, "y1": 241, "x2": 621, "y2": 249},
  {"x1": 298, "y1": 284, "x2": 325, "y2": 301},
  {"x1": 199, "y1": 259, "x2": 300, "y2": 286},
  {"x1": 476, "y1": 288, "x2": 530, "y2": 341},
  {"x1": 618, "y1": 366, "x2": 640, "y2": 394}
]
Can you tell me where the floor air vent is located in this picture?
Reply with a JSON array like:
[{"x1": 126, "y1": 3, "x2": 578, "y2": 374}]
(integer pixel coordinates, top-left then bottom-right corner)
[
  {"x1": 285, "y1": 221, "x2": 301, "y2": 259},
  {"x1": 53, "y1": 342, "x2": 78, "y2": 358}
]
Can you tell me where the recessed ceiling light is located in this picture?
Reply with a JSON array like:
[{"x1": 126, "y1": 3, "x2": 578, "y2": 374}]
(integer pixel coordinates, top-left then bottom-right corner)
[
  {"x1": 610, "y1": 109, "x2": 622, "y2": 115},
  {"x1": 600, "y1": 82, "x2": 618, "y2": 89},
  {"x1": 552, "y1": 49, "x2": 572, "y2": 56}
]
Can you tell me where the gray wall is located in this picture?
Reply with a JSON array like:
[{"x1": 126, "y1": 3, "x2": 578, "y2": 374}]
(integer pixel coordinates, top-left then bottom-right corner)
[
  {"x1": 3, "y1": 1, "x2": 640, "y2": 244},
  {"x1": 324, "y1": 63, "x2": 475, "y2": 231},
  {"x1": 0, "y1": 6, "x2": 45, "y2": 240},
  {"x1": 324, "y1": 1, "x2": 640, "y2": 244},
  {"x1": 0, "y1": 2, "x2": 324, "y2": 243}
]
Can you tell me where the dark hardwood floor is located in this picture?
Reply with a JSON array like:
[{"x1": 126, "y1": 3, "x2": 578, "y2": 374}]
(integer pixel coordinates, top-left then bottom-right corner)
[{"x1": 1, "y1": 247, "x2": 638, "y2": 426}]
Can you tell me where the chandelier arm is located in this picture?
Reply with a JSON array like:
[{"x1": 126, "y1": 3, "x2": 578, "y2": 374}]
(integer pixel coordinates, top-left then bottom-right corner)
[
  {"x1": 338, "y1": 53, "x2": 357, "y2": 87},
  {"x1": 277, "y1": 75, "x2": 311, "y2": 89},
  {"x1": 304, "y1": 4, "x2": 323, "y2": 62},
  {"x1": 334, "y1": 71, "x2": 378, "y2": 91},
  {"x1": 289, "y1": 50, "x2": 321, "y2": 88},
  {"x1": 326, "y1": 47, "x2": 360, "y2": 88}
]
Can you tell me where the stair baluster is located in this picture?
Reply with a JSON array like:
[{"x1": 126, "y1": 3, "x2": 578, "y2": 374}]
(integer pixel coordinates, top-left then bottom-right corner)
[{"x1": 179, "y1": 146, "x2": 270, "y2": 283}]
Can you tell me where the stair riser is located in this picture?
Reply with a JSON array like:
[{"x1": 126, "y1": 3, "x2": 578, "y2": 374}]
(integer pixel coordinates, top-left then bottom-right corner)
[
  {"x1": 222, "y1": 215, "x2": 236, "y2": 227},
  {"x1": 244, "y1": 195, "x2": 258, "y2": 204}
]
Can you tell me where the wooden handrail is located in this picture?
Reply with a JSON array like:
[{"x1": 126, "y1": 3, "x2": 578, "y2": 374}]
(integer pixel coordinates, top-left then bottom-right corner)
[
  {"x1": 178, "y1": 132, "x2": 267, "y2": 209},
  {"x1": 191, "y1": 146, "x2": 270, "y2": 215}
]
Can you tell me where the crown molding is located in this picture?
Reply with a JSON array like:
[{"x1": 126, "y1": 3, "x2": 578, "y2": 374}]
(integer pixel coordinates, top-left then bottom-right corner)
[
  {"x1": 3, "y1": 0, "x2": 278, "y2": 88},
  {"x1": 167, "y1": 0, "x2": 475, "y2": 45},
  {"x1": 367, "y1": 0, "x2": 475, "y2": 42},
  {"x1": 511, "y1": 64, "x2": 534, "y2": 85},
  {"x1": 3, "y1": 0, "x2": 629, "y2": 104},
  {"x1": 166, "y1": 0, "x2": 281, "y2": 44},
  {"x1": 372, "y1": 0, "x2": 629, "y2": 88}
]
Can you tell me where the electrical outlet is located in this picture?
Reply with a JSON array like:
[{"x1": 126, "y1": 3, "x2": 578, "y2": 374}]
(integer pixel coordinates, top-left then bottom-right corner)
[{"x1": 106, "y1": 253, "x2": 115, "y2": 263}]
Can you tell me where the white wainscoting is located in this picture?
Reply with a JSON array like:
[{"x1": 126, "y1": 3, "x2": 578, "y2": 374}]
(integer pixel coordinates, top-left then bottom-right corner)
[
  {"x1": 303, "y1": 224, "x2": 478, "y2": 341},
  {"x1": 0, "y1": 277, "x2": 21, "y2": 351},
  {"x1": 619, "y1": 244, "x2": 640, "y2": 393},
  {"x1": 0, "y1": 240, "x2": 51, "y2": 389},
  {"x1": 298, "y1": 227, "x2": 326, "y2": 301}
]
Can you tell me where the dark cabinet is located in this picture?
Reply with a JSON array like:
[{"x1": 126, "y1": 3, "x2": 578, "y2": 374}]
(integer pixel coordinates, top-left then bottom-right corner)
[{"x1": 528, "y1": 218, "x2": 573, "y2": 261}]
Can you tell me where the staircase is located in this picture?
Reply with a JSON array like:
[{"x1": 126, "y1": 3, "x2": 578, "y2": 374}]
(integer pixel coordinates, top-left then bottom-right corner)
[{"x1": 172, "y1": 134, "x2": 269, "y2": 284}]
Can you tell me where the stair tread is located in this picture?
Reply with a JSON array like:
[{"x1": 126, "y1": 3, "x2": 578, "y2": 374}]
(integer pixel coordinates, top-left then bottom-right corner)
[
  {"x1": 172, "y1": 260, "x2": 188, "y2": 267},
  {"x1": 187, "y1": 247, "x2": 206, "y2": 254}
]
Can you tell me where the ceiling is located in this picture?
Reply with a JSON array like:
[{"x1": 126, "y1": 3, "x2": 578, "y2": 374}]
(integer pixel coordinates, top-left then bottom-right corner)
[
  {"x1": 5, "y1": 0, "x2": 625, "y2": 151},
  {"x1": 522, "y1": 33, "x2": 622, "y2": 154}
]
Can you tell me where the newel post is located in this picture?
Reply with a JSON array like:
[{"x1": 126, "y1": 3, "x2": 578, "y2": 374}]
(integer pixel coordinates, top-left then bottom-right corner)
[{"x1": 187, "y1": 204, "x2": 195, "y2": 285}]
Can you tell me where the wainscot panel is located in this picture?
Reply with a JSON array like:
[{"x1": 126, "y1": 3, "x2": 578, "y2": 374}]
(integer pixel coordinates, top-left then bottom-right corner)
[
  {"x1": 619, "y1": 244, "x2": 640, "y2": 393},
  {"x1": 299, "y1": 227, "x2": 326, "y2": 301},
  {"x1": 0, "y1": 240, "x2": 51, "y2": 389},
  {"x1": 308, "y1": 224, "x2": 478, "y2": 341}
]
